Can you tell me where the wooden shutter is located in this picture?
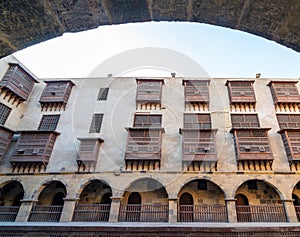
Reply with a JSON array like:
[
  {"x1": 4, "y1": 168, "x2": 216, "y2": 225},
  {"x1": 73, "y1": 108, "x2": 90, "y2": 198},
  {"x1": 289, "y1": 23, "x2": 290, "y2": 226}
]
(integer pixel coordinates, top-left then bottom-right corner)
[
  {"x1": 269, "y1": 81, "x2": 300, "y2": 104},
  {"x1": 184, "y1": 114, "x2": 211, "y2": 129},
  {"x1": 277, "y1": 114, "x2": 300, "y2": 129},
  {"x1": 0, "y1": 103, "x2": 11, "y2": 125},
  {"x1": 226, "y1": 81, "x2": 256, "y2": 103},
  {"x1": 134, "y1": 115, "x2": 162, "y2": 127},
  {"x1": 231, "y1": 114, "x2": 260, "y2": 128},
  {"x1": 183, "y1": 80, "x2": 210, "y2": 103},
  {"x1": 136, "y1": 79, "x2": 163, "y2": 103}
]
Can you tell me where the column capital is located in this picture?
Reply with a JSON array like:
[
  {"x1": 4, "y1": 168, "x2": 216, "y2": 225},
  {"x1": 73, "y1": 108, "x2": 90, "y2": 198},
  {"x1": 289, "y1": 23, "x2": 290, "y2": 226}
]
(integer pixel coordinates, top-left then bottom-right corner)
[
  {"x1": 225, "y1": 198, "x2": 236, "y2": 202},
  {"x1": 110, "y1": 197, "x2": 123, "y2": 201},
  {"x1": 63, "y1": 197, "x2": 79, "y2": 202},
  {"x1": 168, "y1": 198, "x2": 178, "y2": 201},
  {"x1": 20, "y1": 199, "x2": 38, "y2": 203},
  {"x1": 281, "y1": 199, "x2": 294, "y2": 202}
]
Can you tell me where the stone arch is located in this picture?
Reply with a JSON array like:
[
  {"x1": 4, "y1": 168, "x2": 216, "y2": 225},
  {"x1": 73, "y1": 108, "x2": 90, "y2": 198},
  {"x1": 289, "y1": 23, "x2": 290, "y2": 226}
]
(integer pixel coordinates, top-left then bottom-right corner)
[
  {"x1": 122, "y1": 177, "x2": 169, "y2": 199},
  {"x1": 175, "y1": 177, "x2": 226, "y2": 199},
  {"x1": 1, "y1": 1, "x2": 300, "y2": 57},
  {"x1": 77, "y1": 179, "x2": 112, "y2": 205},
  {"x1": 36, "y1": 180, "x2": 67, "y2": 205},
  {"x1": 0, "y1": 180, "x2": 24, "y2": 207},
  {"x1": 232, "y1": 178, "x2": 284, "y2": 200}
]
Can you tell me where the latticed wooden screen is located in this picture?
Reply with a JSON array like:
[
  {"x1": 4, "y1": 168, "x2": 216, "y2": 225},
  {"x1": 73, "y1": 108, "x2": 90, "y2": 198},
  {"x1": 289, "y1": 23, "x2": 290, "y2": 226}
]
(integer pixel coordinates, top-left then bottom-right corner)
[
  {"x1": 183, "y1": 80, "x2": 210, "y2": 103},
  {"x1": 183, "y1": 114, "x2": 211, "y2": 129},
  {"x1": 0, "y1": 103, "x2": 11, "y2": 125},
  {"x1": 89, "y1": 114, "x2": 103, "y2": 133},
  {"x1": 277, "y1": 114, "x2": 300, "y2": 129},
  {"x1": 38, "y1": 115, "x2": 60, "y2": 131},
  {"x1": 226, "y1": 81, "x2": 256, "y2": 103},
  {"x1": 136, "y1": 79, "x2": 163, "y2": 103},
  {"x1": 134, "y1": 115, "x2": 162, "y2": 128},
  {"x1": 231, "y1": 114, "x2": 260, "y2": 128},
  {"x1": 268, "y1": 81, "x2": 300, "y2": 104}
]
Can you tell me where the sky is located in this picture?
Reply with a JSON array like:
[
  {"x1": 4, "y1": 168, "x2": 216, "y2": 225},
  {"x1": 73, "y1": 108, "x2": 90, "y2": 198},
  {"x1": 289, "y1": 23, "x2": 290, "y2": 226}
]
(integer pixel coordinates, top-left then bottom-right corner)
[{"x1": 13, "y1": 21, "x2": 300, "y2": 79}]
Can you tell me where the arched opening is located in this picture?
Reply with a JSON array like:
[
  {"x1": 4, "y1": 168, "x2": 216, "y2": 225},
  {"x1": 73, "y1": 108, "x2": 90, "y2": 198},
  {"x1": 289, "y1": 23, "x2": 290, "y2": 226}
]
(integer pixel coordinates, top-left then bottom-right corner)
[
  {"x1": 292, "y1": 182, "x2": 300, "y2": 221},
  {"x1": 177, "y1": 179, "x2": 227, "y2": 222},
  {"x1": 235, "y1": 194, "x2": 249, "y2": 206},
  {"x1": 179, "y1": 192, "x2": 194, "y2": 222},
  {"x1": 0, "y1": 181, "x2": 24, "y2": 222},
  {"x1": 235, "y1": 180, "x2": 287, "y2": 222},
  {"x1": 72, "y1": 180, "x2": 112, "y2": 222},
  {"x1": 28, "y1": 181, "x2": 66, "y2": 222},
  {"x1": 119, "y1": 178, "x2": 168, "y2": 222}
]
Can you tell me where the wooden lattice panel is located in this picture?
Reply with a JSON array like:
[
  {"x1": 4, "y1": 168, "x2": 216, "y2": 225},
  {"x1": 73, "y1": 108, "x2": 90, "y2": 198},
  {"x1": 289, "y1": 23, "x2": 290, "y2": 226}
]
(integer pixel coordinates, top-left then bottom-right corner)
[
  {"x1": 0, "y1": 126, "x2": 14, "y2": 160},
  {"x1": 10, "y1": 131, "x2": 59, "y2": 172},
  {"x1": 136, "y1": 79, "x2": 163, "y2": 109},
  {"x1": 232, "y1": 128, "x2": 273, "y2": 170},
  {"x1": 39, "y1": 80, "x2": 75, "y2": 111},
  {"x1": 76, "y1": 138, "x2": 103, "y2": 171},
  {"x1": 0, "y1": 63, "x2": 38, "y2": 105},
  {"x1": 226, "y1": 80, "x2": 256, "y2": 112}
]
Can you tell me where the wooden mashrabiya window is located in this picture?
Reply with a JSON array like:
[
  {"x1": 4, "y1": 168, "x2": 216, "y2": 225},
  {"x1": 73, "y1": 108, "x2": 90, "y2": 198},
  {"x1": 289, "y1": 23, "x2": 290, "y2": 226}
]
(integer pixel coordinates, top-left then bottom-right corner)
[{"x1": 0, "y1": 63, "x2": 38, "y2": 105}]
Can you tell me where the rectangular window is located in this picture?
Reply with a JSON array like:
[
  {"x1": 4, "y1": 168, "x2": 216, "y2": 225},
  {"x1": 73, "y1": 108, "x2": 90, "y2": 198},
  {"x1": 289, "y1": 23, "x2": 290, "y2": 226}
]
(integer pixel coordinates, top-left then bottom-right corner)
[
  {"x1": 184, "y1": 114, "x2": 211, "y2": 129},
  {"x1": 98, "y1": 88, "x2": 109, "y2": 100},
  {"x1": 277, "y1": 114, "x2": 300, "y2": 129},
  {"x1": 226, "y1": 81, "x2": 256, "y2": 103},
  {"x1": 38, "y1": 115, "x2": 60, "y2": 131},
  {"x1": 231, "y1": 114, "x2": 260, "y2": 128},
  {"x1": 268, "y1": 81, "x2": 300, "y2": 104},
  {"x1": 183, "y1": 80, "x2": 210, "y2": 103},
  {"x1": 136, "y1": 79, "x2": 163, "y2": 103},
  {"x1": 133, "y1": 114, "x2": 162, "y2": 127},
  {"x1": 89, "y1": 114, "x2": 103, "y2": 133},
  {"x1": 0, "y1": 103, "x2": 12, "y2": 125}
]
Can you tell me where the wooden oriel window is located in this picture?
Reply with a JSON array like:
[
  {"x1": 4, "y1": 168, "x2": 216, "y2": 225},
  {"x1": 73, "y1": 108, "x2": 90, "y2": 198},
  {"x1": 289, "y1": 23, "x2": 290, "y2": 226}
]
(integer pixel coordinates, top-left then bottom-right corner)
[
  {"x1": 0, "y1": 103, "x2": 12, "y2": 125},
  {"x1": 133, "y1": 114, "x2": 162, "y2": 128},
  {"x1": 181, "y1": 130, "x2": 217, "y2": 161},
  {"x1": 39, "y1": 80, "x2": 75, "y2": 110},
  {"x1": 277, "y1": 114, "x2": 300, "y2": 129},
  {"x1": 125, "y1": 128, "x2": 163, "y2": 159},
  {"x1": 10, "y1": 131, "x2": 60, "y2": 172},
  {"x1": 268, "y1": 81, "x2": 300, "y2": 104},
  {"x1": 0, "y1": 126, "x2": 14, "y2": 159},
  {"x1": 232, "y1": 128, "x2": 273, "y2": 163},
  {"x1": 76, "y1": 138, "x2": 104, "y2": 171},
  {"x1": 0, "y1": 63, "x2": 38, "y2": 103},
  {"x1": 38, "y1": 115, "x2": 60, "y2": 131},
  {"x1": 231, "y1": 114, "x2": 260, "y2": 128},
  {"x1": 226, "y1": 80, "x2": 256, "y2": 103},
  {"x1": 98, "y1": 88, "x2": 109, "y2": 100},
  {"x1": 136, "y1": 79, "x2": 163, "y2": 103},
  {"x1": 183, "y1": 80, "x2": 210, "y2": 103},
  {"x1": 278, "y1": 130, "x2": 300, "y2": 164},
  {"x1": 89, "y1": 114, "x2": 103, "y2": 133},
  {"x1": 183, "y1": 114, "x2": 211, "y2": 129}
]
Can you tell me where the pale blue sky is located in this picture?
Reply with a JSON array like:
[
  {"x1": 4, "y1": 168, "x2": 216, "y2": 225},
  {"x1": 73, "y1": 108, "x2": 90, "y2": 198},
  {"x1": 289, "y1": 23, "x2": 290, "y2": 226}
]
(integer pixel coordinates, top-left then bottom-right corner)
[{"x1": 13, "y1": 22, "x2": 300, "y2": 78}]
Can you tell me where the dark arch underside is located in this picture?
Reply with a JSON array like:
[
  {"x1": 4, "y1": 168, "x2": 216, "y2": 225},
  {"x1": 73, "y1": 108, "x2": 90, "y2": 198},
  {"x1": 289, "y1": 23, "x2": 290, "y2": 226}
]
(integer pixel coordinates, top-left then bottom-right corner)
[{"x1": 1, "y1": 0, "x2": 300, "y2": 58}]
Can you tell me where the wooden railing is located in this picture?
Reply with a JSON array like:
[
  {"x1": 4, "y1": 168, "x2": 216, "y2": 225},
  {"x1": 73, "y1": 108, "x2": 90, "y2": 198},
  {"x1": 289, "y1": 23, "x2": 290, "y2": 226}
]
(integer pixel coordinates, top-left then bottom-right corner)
[
  {"x1": 294, "y1": 206, "x2": 300, "y2": 221},
  {"x1": 72, "y1": 204, "x2": 110, "y2": 222},
  {"x1": 178, "y1": 205, "x2": 227, "y2": 222},
  {"x1": 0, "y1": 206, "x2": 19, "y2": 221},
  {"x1": 28, "y1": 205, "x2": 63, "y2": 222},
  {"x1": 236, "y1": 205, "x2": 287, "y2": 222},
  {"x1": 119, "y1": 204, "x2": 168, "y2": 222}
]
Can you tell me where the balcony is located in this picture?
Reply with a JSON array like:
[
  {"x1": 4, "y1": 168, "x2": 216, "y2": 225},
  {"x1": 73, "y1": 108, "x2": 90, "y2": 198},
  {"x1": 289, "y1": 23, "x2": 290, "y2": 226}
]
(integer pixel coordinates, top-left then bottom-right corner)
[
  {"x1": 0, "y1": 206, "x2": 19, "y2": 222},
  {"x1": 10, "y1": 130, "x2": 60, "y2": 172},
  {"x1": 0, "y1": 125, "x2": 14, "y2": 160},
  {"x1": 118, "y1": 204, "x2": 168, "y2": 222},
  {"x1": 39, "y1": 80, "x2": 75, "y2": 111},
  {"x1": 125, "y1": 127, "x2": 164, "y2": 170},
  {"x1": 236, "y1": 205, "x2": 287, "y2": 222},
  {"x1": 178, "y1": 204, "x2": 227, "y2": 222},
  {"x1": 28, "y1": 205, "x2": 63, "y2": 222},
  {"x1": 72, "y1": 204, "x2": 110, "y2": 222},
  {"x1": 0, "y1": 63, "x2": 38, "y2": 105}
]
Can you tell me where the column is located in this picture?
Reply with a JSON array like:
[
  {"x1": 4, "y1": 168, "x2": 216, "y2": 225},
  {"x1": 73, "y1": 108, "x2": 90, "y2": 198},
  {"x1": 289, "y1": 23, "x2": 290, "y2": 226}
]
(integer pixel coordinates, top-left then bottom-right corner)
[
  {"x1": 60, "y1": 198, "x2": 78, "y2": 222},
  {"x1": 168, "y1": 198, "x2": 178, "y2": 223},
  {"x1": 225, "y1": 198, "x2": 237, "y2": 223},
  {"x1": 109, "y1": 197, "x2": 122, "y2": 222},
  {"x1": 15, "y1": 199, "x2": 37, "y2": 222},
  {"x1": 282, "y1": 199, "x2": 298, "y2": 223}
]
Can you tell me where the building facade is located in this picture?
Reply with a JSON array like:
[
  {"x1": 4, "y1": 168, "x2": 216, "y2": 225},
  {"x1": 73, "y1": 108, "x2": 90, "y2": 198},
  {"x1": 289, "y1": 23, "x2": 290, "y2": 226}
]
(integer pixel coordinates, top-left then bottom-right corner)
[{"x1": 1, "y1": 56, "x2": 300, "y2": 235}]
